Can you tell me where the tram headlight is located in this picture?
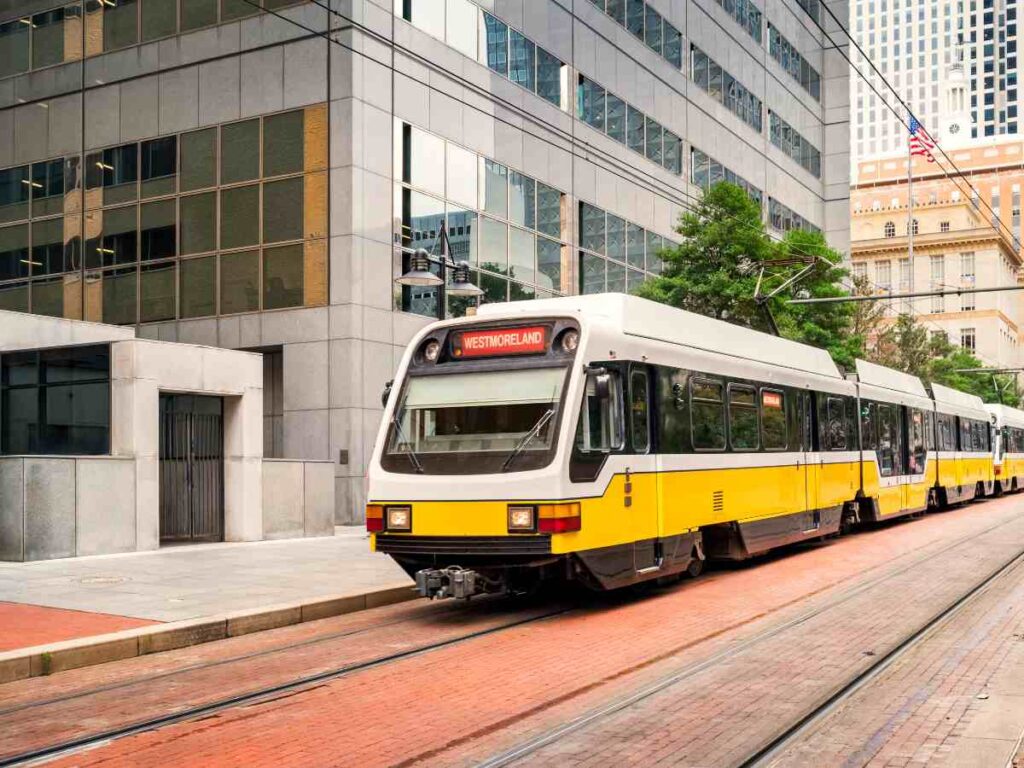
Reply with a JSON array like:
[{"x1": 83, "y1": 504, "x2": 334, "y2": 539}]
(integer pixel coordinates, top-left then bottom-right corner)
[
  {"x1": 386, "y1": 506, "x2": 412, "y2": 531},
  {"x1": 507, "y1": 505, "x2": 537, "y2": 532},
  {"x1": 558, "y1": 329, "x2": 580, "y2": 354},
  {"x1": 422, "y1": 339, "x2": 441, "y2": 363}
]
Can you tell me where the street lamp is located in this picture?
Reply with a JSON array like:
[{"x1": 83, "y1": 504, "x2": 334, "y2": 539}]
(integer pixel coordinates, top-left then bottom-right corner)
[{"x1": 395, "y1": 227, "x2": 483, "y2": 318}]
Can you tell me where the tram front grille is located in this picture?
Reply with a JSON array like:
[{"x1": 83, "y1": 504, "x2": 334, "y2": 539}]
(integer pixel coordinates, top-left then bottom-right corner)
[{"x1": 375, "y1": 535, "x2": 552, "y2": 556}]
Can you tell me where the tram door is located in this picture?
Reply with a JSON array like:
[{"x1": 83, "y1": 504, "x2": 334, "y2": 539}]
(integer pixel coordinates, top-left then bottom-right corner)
[
  {"x1": 627, "y1": 366, "x2": 660, "y2": 572},
  {"x1": 798, "y1": 391, "x2": 820, "y2": 516}
]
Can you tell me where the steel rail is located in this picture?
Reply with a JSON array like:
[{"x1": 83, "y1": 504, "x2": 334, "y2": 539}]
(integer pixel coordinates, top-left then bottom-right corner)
[
  {"x1": 0, "y1": 605, "x2": 572, "y2": 768},
  {"x1": 475, "y1": 513, "x2": 1024, "y2": 768}
]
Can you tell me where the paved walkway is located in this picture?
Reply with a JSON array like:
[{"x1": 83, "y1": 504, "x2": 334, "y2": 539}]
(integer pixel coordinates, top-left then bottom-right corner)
[{"x1": 0, "y1": 528, "x2": 409, "y2": 650}]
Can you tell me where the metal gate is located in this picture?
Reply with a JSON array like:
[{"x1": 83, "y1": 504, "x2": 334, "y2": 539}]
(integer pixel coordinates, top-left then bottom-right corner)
[{"x1": 159, "y1": 395, "x2": 224, "y2": 543}]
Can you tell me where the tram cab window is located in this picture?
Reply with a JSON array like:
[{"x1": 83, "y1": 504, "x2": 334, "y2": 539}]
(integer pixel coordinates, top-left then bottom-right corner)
[
  {"x1": 761, "y1": 389, "x2": 787, "y2": 450},
  {"x1": 825, "y1": 397, "x2": 847, "y2": 450},
  {"x1": 577, "y1": 370, "x2": 624, "y2": 453},
  {"x1": 629, "y1": 369, "x2": 650, "y2": 453},
  {"x1": 909, "y1": 409, "x2": 926, "y2": 474},
  {"x1": 728, "y1": 384, "x2": 759, "y2": 451},
  {"x1": 691, "y1": 377, "x2": 726, "y2": 450}
]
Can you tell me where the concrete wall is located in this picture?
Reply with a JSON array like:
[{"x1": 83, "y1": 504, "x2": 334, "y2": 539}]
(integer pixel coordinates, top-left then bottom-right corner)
[
  {"x1": 0, "y1": 456, "x2": 135, "y2": 562},
  {"x1": 0, "y1": 310, "x2": 135, "y2": 352},
  {"x1": 262, "y1": 460, "x2": 335, "y2": 540}
]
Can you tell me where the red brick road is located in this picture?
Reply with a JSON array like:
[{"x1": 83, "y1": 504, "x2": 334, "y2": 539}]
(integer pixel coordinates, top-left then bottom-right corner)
[
  {"x1": 0, "y1": 603, "x2": 154, "y2": 652},
  {"x1": 4, "y1": 498, "x2": 1024, "y2": 767}
]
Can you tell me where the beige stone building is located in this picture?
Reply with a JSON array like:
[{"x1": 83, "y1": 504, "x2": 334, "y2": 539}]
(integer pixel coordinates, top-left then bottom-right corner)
[{"x1": 851, "y1": 143, "x2": 1024, "y2": 370}]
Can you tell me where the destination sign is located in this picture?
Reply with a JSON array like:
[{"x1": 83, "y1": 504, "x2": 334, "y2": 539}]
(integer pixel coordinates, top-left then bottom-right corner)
[{"x1": 453, "y1": 326, "x2": 548, "y2": 358}]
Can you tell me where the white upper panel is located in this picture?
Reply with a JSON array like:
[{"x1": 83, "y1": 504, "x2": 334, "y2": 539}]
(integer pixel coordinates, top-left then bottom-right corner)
[
  {"x1": 477, "y1": 294, "x2": 844, "y2": 379},
  {"x1": 854, "y1": 359, "x2": 930, "y2": 398},
  {"x1": 985, "y1": 403, "x2": 1024, "y2": 428},
  {"x1": 931, "y1": 382, "x2": 990, "y2": 419}
]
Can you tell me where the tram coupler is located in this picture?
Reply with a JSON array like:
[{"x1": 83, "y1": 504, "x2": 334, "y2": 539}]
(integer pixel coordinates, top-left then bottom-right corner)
[{"x1": 415, "y1": 566, "x2": 481, "y2": 600}]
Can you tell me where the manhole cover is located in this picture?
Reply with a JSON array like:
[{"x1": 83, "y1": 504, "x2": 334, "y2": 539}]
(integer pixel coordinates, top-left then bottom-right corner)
[{"x1": 78, "y1": 575, "x2": 128, "y2": 586}]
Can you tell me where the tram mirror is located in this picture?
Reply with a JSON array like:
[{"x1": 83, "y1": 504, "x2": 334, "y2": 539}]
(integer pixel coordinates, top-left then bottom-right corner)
[
  {"x1": 381, "y1": 380, "x2": 394, "y2": 408},
  {"x1": 594, "y1": 373, "x2": 611, "y2": 400}
]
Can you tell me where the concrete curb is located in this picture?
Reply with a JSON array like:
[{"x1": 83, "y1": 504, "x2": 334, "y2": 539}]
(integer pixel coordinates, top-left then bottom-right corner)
[{"x1": 0, "y1": 582, "x2": 417, "y2": 684}]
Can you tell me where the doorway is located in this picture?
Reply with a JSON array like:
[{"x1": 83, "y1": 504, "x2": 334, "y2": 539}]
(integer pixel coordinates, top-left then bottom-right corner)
[{"x1": 159, "y1": 394, "x2": 224, "y2": 543}]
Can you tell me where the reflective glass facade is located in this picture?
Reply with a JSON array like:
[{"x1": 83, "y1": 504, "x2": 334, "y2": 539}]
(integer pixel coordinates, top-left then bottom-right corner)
[{"x1": 578, "y1": 201, "x2": 673, "y2": 294}]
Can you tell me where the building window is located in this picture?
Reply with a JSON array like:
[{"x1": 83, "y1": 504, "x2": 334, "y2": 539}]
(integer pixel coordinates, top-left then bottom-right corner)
[
  {"x1": 768, "y1": 198, "x2": 820, "y2": 235},
  {"x1": 577, "y1": 77, "x2": 682, "y2": 175},
  {"x1": 691, "y1": 46, "x2": 764, "y2": 133},
  {"x1": 940, "y1": 220, "x2": 950, "y2": 232},
  {"x1": 851, "y1": 261, "x2": 867, "y2": 280},
  {"x1": 876, "y1": 259, "x2": 892, "y2": 290},
  {"x1": 578, "y1": 201, "x2": 673, "y2": 295},
  {"x1": 768, "y1": 112, "x2": 821, "y2": 177},
  {"x1": 961, "y1": 327, "x2": 976, "y2": 352},
  {"x1": 715, "y1": 0, "x2": 763, "y2": 43},
  {"x1": 906, "y1": 218, "x2": 919, "y2": 235},
  {"x1": 587, "y1": 0, "x2": 683, "y2": 68},
  {"x1": 961, "y1": 252, "x2": 976, "y2": 310},
  {"x1": 930, "y1": 254, "x2": 945, "y2": 313},
  {"x1": 691, "y1": 148, "x2": 763, "y2": 205},
  {"x1": 768, "y1": 23, "x2": 821, "y2": 100},
  {"x1": 884, "y1": 220, "x2": 896, "y2": 237},
  {"x1": 0, "y1": 104, "x2": 329, "y2": 324},
  {"x1": 0, "y1": 344, "x2": 111, "y2": 456}
]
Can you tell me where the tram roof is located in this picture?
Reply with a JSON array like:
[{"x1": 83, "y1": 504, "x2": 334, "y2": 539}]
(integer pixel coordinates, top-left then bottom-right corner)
[
  {"x1": 985, "y1": 403, "x2": 1024, "y2": 428},
  {"x1": 476, "y1": 294, "x2": 844, "y2": 379},
  {"x1": 930, "y1": 382, "x2": 989, "y2": 418},
  {"x1": 853, "y1": 359, "x2": 930, "y2": 399}
]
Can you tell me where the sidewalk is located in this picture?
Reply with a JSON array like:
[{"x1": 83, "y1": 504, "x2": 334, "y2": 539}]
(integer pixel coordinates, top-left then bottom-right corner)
[{"x1": 0, "y1": 527, "x2": 411, "y2": 653}]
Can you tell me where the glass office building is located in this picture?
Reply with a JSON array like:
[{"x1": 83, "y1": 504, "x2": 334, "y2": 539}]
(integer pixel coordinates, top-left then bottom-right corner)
[{"x1": 0, "y1": 0, "x2": 849, "y2": 522}]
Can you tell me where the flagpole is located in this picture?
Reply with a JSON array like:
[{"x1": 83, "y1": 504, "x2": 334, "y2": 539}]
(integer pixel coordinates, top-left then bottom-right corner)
[{"x1": 907, "y1": 118, "x2": 915, "y2": 316}]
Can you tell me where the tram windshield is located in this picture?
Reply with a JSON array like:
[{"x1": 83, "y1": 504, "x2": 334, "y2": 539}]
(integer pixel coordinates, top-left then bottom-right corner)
[{"x1": 383, "y1": 367, "x2": 568, "y2": 474}]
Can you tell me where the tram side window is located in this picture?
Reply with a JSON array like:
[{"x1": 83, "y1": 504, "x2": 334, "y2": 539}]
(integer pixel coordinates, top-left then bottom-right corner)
[
  {"x1": 629, "y1": 369, "x2": 650, "y2": 453},
  {"x1": 577, "y1": 370, "x2": 624, "y2": 453},
  {"x1": 860, "y1": 402, "x2": 877, "y2": 450},
  {"x1": 728, "y1": 384, "x2": 759, "y2": 451},
  {"x1": 691, "y1": 377, "x2": 726, "y2": 450},
  {"x1": 924, "y1": 411, "x2": 935, "y2": 451},
  {"x1": 877, "y1": 403, "x2": 896, "y2": 476},
  {"x1": 656, "y1": 368, "x2": 689, "y2": 453},
  {"x1": 937, "y1": 414, "x2": 956, "y2": 451},
  {"x1": 909, "y1": 409, "x2": 926, "y2": 474},
  {"x1": 959, "y1": 418, "x2": 971, "y2": 451},
  {"x1": 825, "y1": 396, "x2": 847, "y2": 450},
  {"x1": 761, "y1": 389, "x2": 787, "y2": 450}
]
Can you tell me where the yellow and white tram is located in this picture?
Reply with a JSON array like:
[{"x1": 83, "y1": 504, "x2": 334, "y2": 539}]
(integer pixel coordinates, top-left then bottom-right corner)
[
  {"x1": 366, "y1": 294, "x2": 999, "y2": 599},
  {"x1": 986, "y1": 403, "x2": 1024, "y2": 494}
]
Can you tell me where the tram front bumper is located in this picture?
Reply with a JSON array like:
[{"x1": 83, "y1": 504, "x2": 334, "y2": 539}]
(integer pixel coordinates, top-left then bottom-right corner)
[{"x1": 415, "y1": 566, "x2": 483, "y2": 600}]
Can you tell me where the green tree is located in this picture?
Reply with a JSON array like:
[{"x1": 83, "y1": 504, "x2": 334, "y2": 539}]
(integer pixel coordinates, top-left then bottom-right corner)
[{"x1": 636, "y1": 182, "x2": 865, "y2": 368}]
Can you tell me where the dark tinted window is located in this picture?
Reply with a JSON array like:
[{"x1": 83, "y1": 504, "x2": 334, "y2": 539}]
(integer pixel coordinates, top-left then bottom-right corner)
[
  {"x1": 728, "y1": 384, "x2": 758, "y2": 451},
  {"x1": 691, "y1": 377, "x2": 725, "y2": 450},
  {"x1": 1, "y1": 345, "x2": 111, "y2": 456},
  {"x1": 761, "y1": 389, "x2": 786, "y2": 450},
  {"x1": 860, "y1": 401, "x2": 877, "y2": 450},
  {"x1": 877, "y1": 403, "x2": 896, "y2": 476},
  {"x1": 630, "y1": 369, "x2": 650, "y2": 452},
  {"x1": 826, "y1": 397, "x2": 846, "y2": 450}
]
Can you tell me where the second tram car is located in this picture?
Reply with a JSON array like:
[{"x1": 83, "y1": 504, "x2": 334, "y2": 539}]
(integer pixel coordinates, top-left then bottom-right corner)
[
  {"x1": 986, "y1": 403, "x2": 1024, "y2": 494},
  {"x1": 366, "y1": 294, "x2": 1002, "y2": 600}
]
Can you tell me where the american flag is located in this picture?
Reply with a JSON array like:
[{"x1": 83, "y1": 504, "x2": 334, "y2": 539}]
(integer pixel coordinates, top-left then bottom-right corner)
[{"x1": 909, "y1": 117, "x2": 936, "y2": 162}]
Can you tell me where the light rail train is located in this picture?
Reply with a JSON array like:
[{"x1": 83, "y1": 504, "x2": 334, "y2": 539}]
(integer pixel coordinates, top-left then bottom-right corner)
[{"x1": 366, "y1": 294, "x2": 1020, "y2": 600}]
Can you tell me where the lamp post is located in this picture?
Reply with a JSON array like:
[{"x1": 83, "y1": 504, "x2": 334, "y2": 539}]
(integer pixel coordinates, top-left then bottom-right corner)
[{"x1": 394, "y1": 226, "x2": 483, "y2": 319}]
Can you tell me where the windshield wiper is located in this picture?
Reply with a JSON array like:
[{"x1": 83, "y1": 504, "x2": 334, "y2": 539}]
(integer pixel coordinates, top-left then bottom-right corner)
[
  {"x1": 501, "y1": 409, "x2": 556, "y2": 472},
  {"x1": 391, "y1": 414, "x2": 424, "y2": 474}
]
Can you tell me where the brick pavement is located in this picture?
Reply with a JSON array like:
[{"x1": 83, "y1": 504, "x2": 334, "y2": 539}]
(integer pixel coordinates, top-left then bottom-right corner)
[
  {"x1": 6, "y1": 498, "x2": 1024, "y2": 768},
  {"x1": 0, "y1": 603, "x2": 154, "y2": 652}
]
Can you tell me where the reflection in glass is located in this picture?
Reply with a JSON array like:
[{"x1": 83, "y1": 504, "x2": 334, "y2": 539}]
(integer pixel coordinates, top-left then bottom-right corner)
[
  {"x1": 645, "y1": 117, "x2": 663, "y2": 165},
  {"x1": 180, "y1": 128, "x2": 217, "y2": 191},
  {"x1": 627, "y1": 268, "x2": 646, "y2": 292},
  {"x1": 607, "y1": 94, "x2": 626, "y2": 143},
  {"x1": 508, "y1": 171, "x2": 536, "y2": 230},
  {"x1": 90, "y1": 206, "x2": 137, "y2": 268},
  {"x1": 141, "y1": 199, "x2": 176, "y2": 260},
  {"x1": 31, "y1": 219, "x2": 65, "y2": 275},
  {"x1": 627, "y1": 106, "x2": 645, "y2": 155},
  {"x1": 180, "y1": 192, "x2": 216, "y2": 255},
  {"x1": 536, "y1": 184, "x2": 561, "y2": 239},
  {"x1": 509, "y1": 30, "x2": 536, "y2": 92},
  {"x1": 482, "y1": 13, "x2": 508, "y2": 76},
  {"x1": 31, "y1": 159, "x2": 64, "y2": 218},
  {"x1": 263, "y1": 110, "x2": 304, "y2": 178},
  {"x1": 536, "y1": 237, "x2": 560, "y2": 292},
  {"x1": 403, "y1": 189, "x2": 445, "y2": 253},
  {"x1": 607, "y1": 259, "x2": 626, "y2": 293},
  {"x1": 536, "y1": 48, "x2": 562, "y2": 106},
  {"x1": 579, "y1": 79, "x2": 606, "y2": 132},
  {"x1": 264, "y1": 244, "x2": 304, "y2": 310},
  {"x1": 220, "y1": 250, "x2": 259, "y2": 314},
  {"x1": 221, "y1": 120, "x2": 260, "y2": 184},
  {"x1": 580, "y1": 203, "x2": 605, "y2": 255},
  {"x1": 510, "y1": 281, "x2": 535, "y2": 301},
  {"x1": 0, "y1": 225, "x2": 29, "y2": 281},
  {"x1": 180, "y1": 256, "x2": 217, "y2": 318},
  {"x1": 479, "y1": 216, "x2": 508, "y2": 274},
  {"x1": 102, "y1": 266, "x2": 138, "y2": 325},
  {"x1": 480, "y1": 271, "x2": 507, "y2": 303},
  {"x1": 140, "y1": 261, "x2": 176, "y2": 322},
  {"x1": 607, "y1": 214, "x2": 625, "y2": 262},
  {"x1": 446, "y1": 208, "x2": 477, "y2": 264},
  {"x1": 221, "y1": 185, "x2": 260, "y2": 249},
  {"x1": 481, "y1": 159, "x2": 508, "y2": 218},
  {"x1": 646, "y1": 230, "x2": 665, "y2": 272},
  {"x1": 509, "y1": 227, "x2": 535, "y2": 284},
  {"x1": 644, "y1": 5, "x2": 662, "y2": 54},
  {"x1": 445, "y1": 144, "x2": 477, "y2": 209},
  {"x1": 406, "y1": 126, "x2": 445, "y2": 196},
  {"x1": 0, "y1": 166, "x2": 30, "y2": 224},
  {"x1": 626, "y1": 0, "x2": 644, "y2": 37},
  {"x1": 141, "y1": 136, "x2": 177, "y2": 198},
  {"x1": 264, "y1": 178, "x2": 304, "y2": 243},
  {"x1": 580, "y1": 252, "x2": 605, "y2": 294}
]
